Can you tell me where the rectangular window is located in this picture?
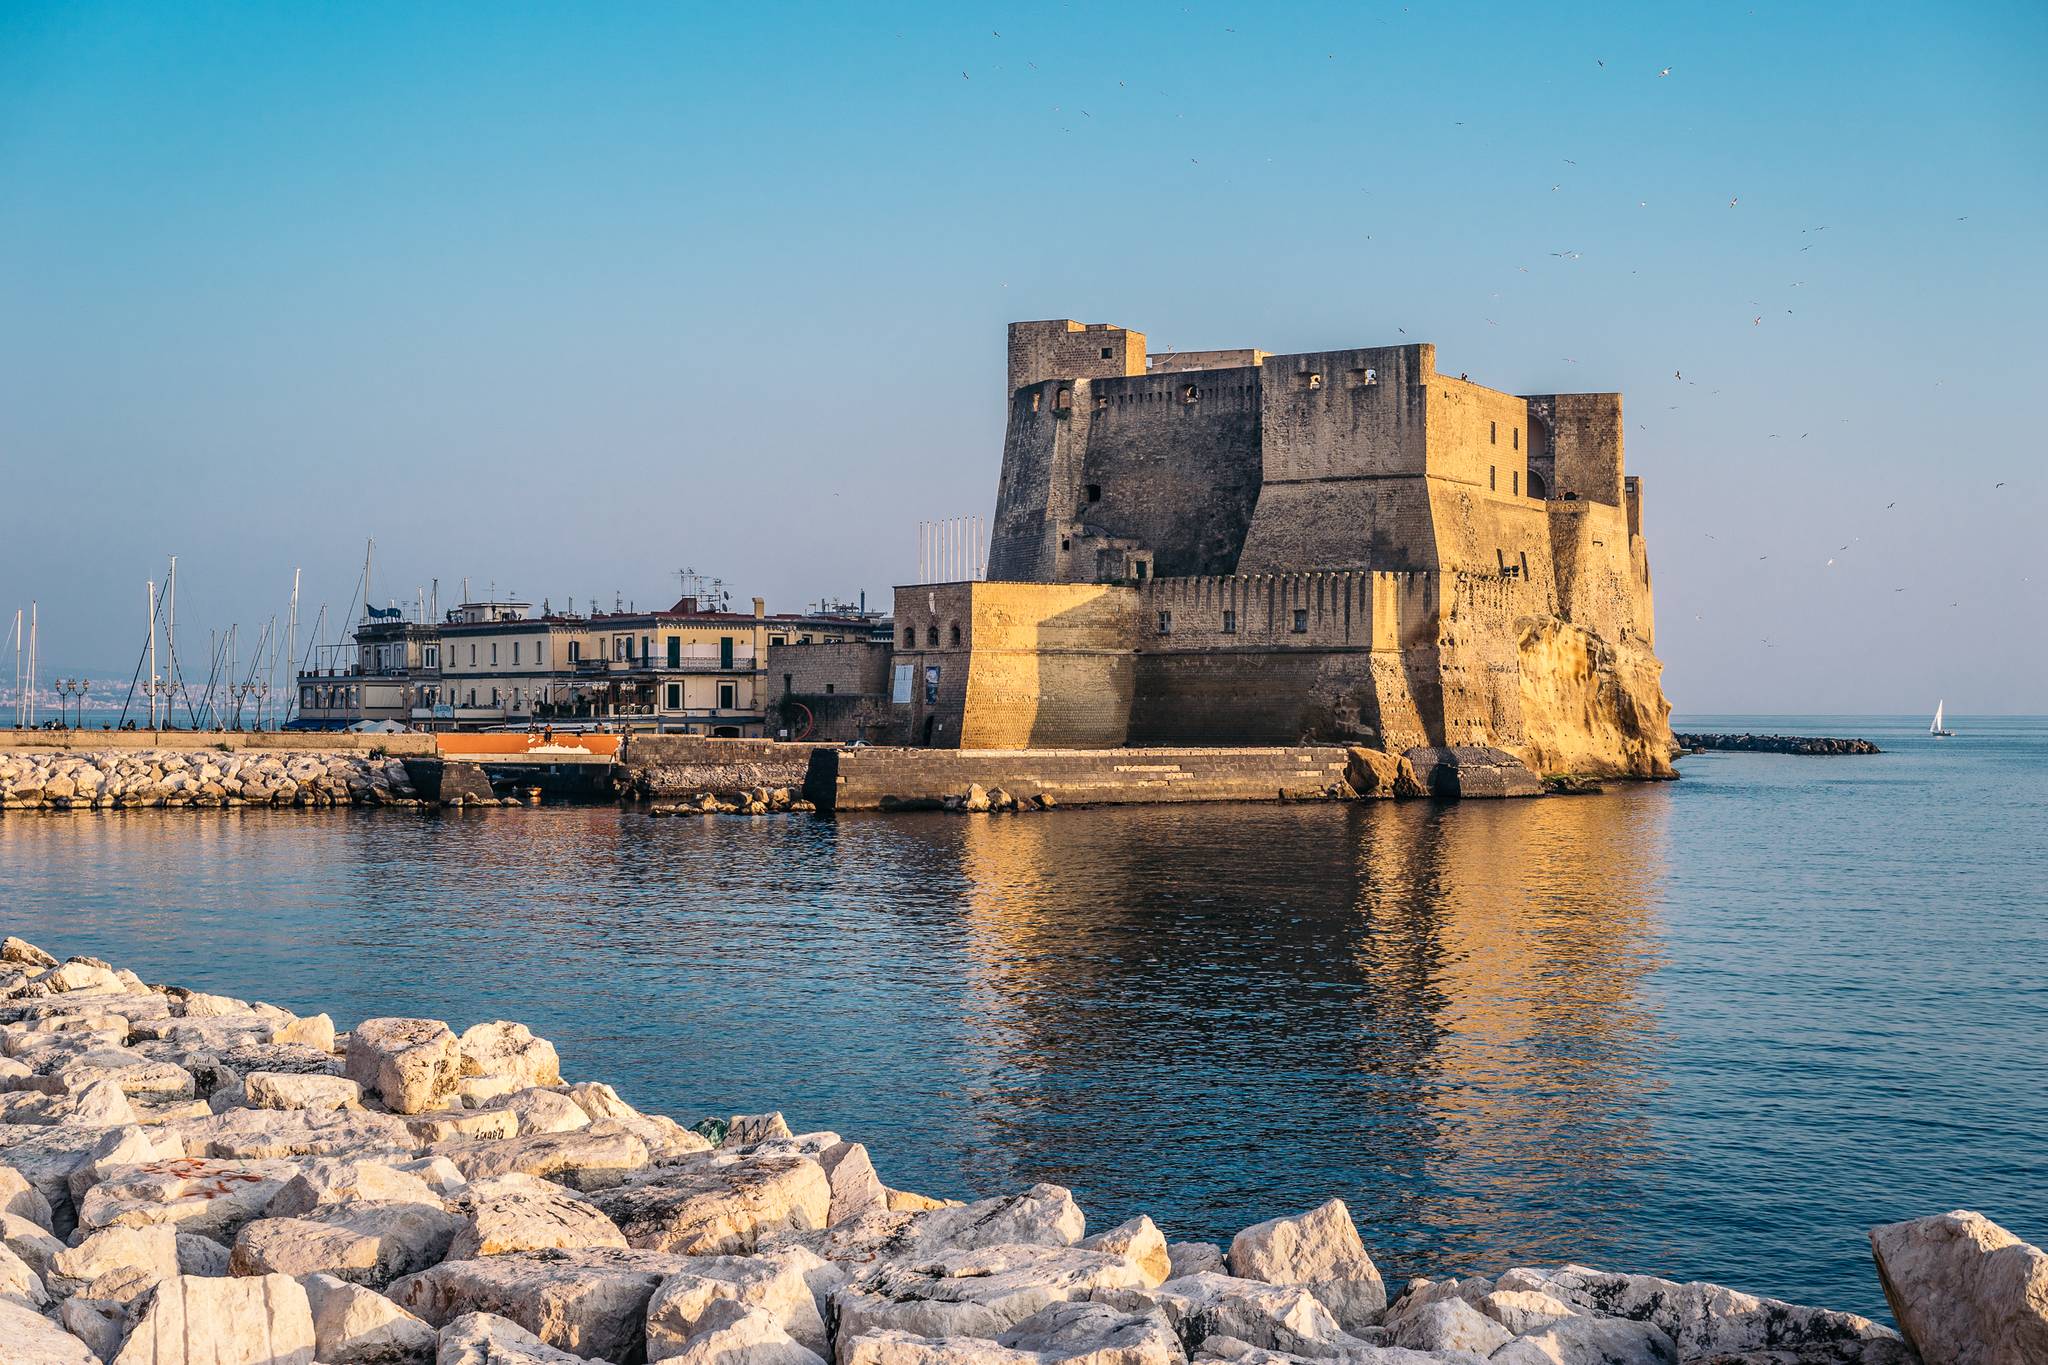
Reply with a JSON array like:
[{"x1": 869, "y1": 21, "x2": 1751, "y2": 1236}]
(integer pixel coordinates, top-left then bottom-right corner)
[
  {"x1": 1514, "y1": 427, "x2": 1520, "y2": 450},
  {"x1": 667, "y1": 636, "x2": 681, "y2": 668},
  {"x1": 1222, "y1": 609, "x2": 1237, "y2": 634},
  {"x1": 1489, "y1": 467, "x2": 1497, "y2": 491},
  {"x1": 666, "y1": 683, "x2": 681, "y2": 709},
  {"x1": 825, "y1": 683, "x2": 835, "y2": 694},
  {"x1": 1490, "y1": 420, "x2": 1498, "y2": 444},
  {"x1": 491, "y1": 643, "x2": 498, "y2": 665},
  {"x1": 568, "y1": 641, "x2": 580, "y2": 663},
  {"x1": 1292, "y1": 609, "x2": 1308, "y2": 633},
  {"x1": 1519, "y1": 551, "x2": 1530, "y2": 578},
  {"x1": 718, "y1": 681, "x2": 737, "y2": 710},
  {"x1": 470, "y1": 644, "x2": 476, "y2": 665},
  {"x1": 720, "y1": 637, "x2": 735, "y2": 669},
  {"x1": 513, "y1": 641, "x2": 520, "y2": 665},
  {"x1": 1512, "y1": 470, "x2": 1519, "y2": 495},
  {"x1": 1157, "y1": 611, "x2": 1172, "y2": 634}
]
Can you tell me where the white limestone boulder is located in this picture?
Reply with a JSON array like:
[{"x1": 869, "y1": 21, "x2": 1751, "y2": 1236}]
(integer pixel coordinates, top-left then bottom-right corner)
[
  {"x1": 346, "y1": 1018, "x2": 463, "y2": 1115},
  {"x1": 645, "y1": 1247, "x2": 832, "y2": 1357},
  {"x1": 229, "y1": 1200, "x2": 464, "y2": 1287},
  {"x1": 1000, "y1": 1300, "x2": 1187, "y2": 1365},
  {"x1": 389, "y1": 1246, "x2": 692, "y2": 1362},
  {"x1": 807, "y1": 1183, "x2": 1085, "y2": 1265},
  {"x1": 1499, "y1": 1263, "x2": 1911, "y2": 1362},
  {"x1": 1488, "y1": 1312, "x2": 1675, "y2": 1365},
  {"x1": 1080, "y1": 1215, "x2": 1172, "y2": 1289},
  {"x1": 1385, "y1": 1297, "x2": 1510, "y2": 1357},
  {"x1": 590, "y1": 1151, "x2": 830, "y2": 1254},
  {"x1": 0, "y1": 1293, "x2": 99, "y2": 1365},
  {"x1": 816, "y1": 1140, "x2": 888, "y2": 1226},
  {"x1": 1473, "y1": 1288, "x2": 1575, "y2": 1335},
  {"x1": 47, "y1": 1222, "x2": 181, "y2": 1297},
  {"x1": 78, "y1": 1156, "x2": 301, "y2": 1241},
  {"x1": 301, "y1": 1270, "x2": 438, "y2": 1365},
  {"x1": 406, "y1": 1106, "x2": 521, "y2": 1144},
  {"x1": 1226, "y1": 1199, "x2": 1386, "y2": 1332},
  {"x1": 265, "y1": 1157, "x2": 445, "y2": 1217},
  {"x1": 724, "y1": 1113, "x2": 794, "y2": 1147},
  {"x1": 244, "y1": 1070, "x2": 360, "y2": 1111},
  {"x1": 1, "y1": 1206, "x2": 67, "y2": 1276},
  {"x1": 170, "y1": 1103, "x2": 416, "y2": 1160},
  {"x1": 1166, "y1": 1245, "x2": 1225, "y2": 1280},
  {"x1": 0, "y1": 1235, "x2": 49, "y2": 1305},
  {"x1": 112, "y1": 1271, "x2": 317, "y2": 1365},
  {"x1": 435, "y1": 1311, "x2": 593, "y2": 1365},
  {"x1": 833, "y1": 1243, "x2": 1152, "y2": 1345},
  {"x1": 447, "y1": 1173, "x2": 628, "y2": 1259},
  {"x1": 485, "y1": 1087, "x2": 593, "y2": 1135},
  {"x1": 654, "y1": 1298, "x2": 827, "y2": 1365},
  {"x1": 68, "y1": 1122, "x2": 186, "y2": 1208},
  {"x1": 177, "y1": 1230, "x2": 233, "y2": 1275},
  {"x1": 458, "y1": 1021, "x2": 563, "y2": 1090},
  {"x1": 1, "y1": 1162, "x2": 57, "y2": 1236},
  {"x1": 432, "y1": 1123, "x2": 651, "y2": 1191},
  {"x1": 1097, "y1": 1273, "x2": 1359, "y2": 1359},
  {"x1": 1870, "y1": 1209, "x2": 2048, "y2": 1365}
]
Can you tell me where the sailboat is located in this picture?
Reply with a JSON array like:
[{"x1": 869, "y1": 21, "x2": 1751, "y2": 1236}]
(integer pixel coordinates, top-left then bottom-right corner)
[{"x1": 1930, "y1": 700, "x2": 1954, "y2": 737}]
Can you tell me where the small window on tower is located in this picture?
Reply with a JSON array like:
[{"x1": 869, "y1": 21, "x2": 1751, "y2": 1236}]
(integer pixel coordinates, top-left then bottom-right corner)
[
  {"x1": 950, "y1": 624, "x2": 961, "y2": 646},
  {"x1": 1490, "y1": 467, "x2": 1497, "y2": 491},
  {"x1": 1157, "y1": 611, "x2": 1172, "y2": 634},
  {"x1": 1222, "y1": 609, "x2": 1237, "y2": 634},
  {"x1": 1514, "y1": 427, "x2": 1521, "y2": 450},
  {"x1": 1085, "y1": 484, "x2": 1102, "y2": 503},
  {"x1": 1061, "y1": 537, "x2": 1071, "y2": 551},
  {"x1": 1100, "y1": 346, "x2": 1114, "y2": 359},
  {"x1": 1292, "y1": 609, "x2": 1308, "y2": 633},
  {"x1": 1490, "y1": 420, "x2": 1498, "y2": 444},
  {"x1": 1182, "y1": 385, "x2": 1199, "y2": 402},
  {"x1": 1029, "y1": 392, "x2": 1042, "y2": 412}
]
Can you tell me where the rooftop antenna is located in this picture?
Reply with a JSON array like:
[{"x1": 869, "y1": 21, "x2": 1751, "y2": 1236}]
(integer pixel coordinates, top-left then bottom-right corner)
[
  {"x1": 431, "y1": 578, "x2": 438, "y2": 621},
  {"x1": 462, "y1": 577, "x2": 471, "y2": 605}
]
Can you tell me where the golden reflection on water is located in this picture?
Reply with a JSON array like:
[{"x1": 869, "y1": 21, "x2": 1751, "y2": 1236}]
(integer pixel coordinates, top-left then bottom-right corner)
[{"x1": 946, "y1": 791, "x2": 1672, "y2": 1271}]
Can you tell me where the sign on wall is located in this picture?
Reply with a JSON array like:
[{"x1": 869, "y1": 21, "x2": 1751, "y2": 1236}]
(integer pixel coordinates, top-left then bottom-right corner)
[
  {"x1": 924, "y1": 665, "x2": 941, "y2": 704},
  {"x1": 891, "y1": 663, "x2": 914, "y2": 705}
]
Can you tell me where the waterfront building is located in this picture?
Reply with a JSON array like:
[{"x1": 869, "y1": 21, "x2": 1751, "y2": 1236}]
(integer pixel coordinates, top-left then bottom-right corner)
[{"x1": 295, "y1": 591, "x2": 884, "y2": 735}]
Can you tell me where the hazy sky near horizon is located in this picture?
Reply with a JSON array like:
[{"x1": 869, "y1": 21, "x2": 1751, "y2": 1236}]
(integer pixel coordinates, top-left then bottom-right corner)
[{"x1": 2, "y1": 1, "x2": 2043, "y2": 713}]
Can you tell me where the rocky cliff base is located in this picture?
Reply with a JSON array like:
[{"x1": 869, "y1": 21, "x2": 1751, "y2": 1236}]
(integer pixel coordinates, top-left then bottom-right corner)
[
  {"x1": 5, "y1": 933, "x2": 2041, "y2": 1364},
  {"x1": 1514, "y1": 618, "x2": 1676, "y2": 781}
]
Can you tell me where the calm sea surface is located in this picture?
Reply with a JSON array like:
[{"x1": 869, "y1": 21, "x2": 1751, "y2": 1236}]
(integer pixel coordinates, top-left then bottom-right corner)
[{"x1": 2, "y1": 715, "x2": 2043, "y2": 1320}]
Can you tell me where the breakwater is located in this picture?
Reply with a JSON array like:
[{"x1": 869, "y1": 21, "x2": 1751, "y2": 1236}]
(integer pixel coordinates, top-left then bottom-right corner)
[
  {"x1": 1676, "y1": 733, "x2": 1883, "y2": 755},
  {"x1": 6, "y1": 934, "x2": 2032, "y2": 1364},
  {"x1": 0, "y1": 748, "x2": 428, "y2": 810}
]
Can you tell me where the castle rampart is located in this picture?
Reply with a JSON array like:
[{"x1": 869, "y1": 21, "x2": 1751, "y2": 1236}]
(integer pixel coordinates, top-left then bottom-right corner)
[{"x1": 954, "y1": 319, "x2": 1671, "y2": 777}]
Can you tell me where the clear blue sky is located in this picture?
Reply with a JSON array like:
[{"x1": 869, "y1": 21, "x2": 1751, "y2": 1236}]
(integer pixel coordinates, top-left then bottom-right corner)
[{"x1": 3, "y1": 1, "x2": 2043, "y2": 713}]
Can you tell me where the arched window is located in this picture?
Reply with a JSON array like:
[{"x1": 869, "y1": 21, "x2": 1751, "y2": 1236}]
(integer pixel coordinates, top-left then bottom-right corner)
[
  {"x1": 1528, "y1": 470, "x2": 1548, "y2": 498},
  {"x1": 926, "y1": 626, "x2": 939, "y2": 647},
  {"x1": 904, "y1": 627, "x2": 915, "y2": 647},
  {"x1": 949, "y1": 624, "x2": 961, "y2": 646}
]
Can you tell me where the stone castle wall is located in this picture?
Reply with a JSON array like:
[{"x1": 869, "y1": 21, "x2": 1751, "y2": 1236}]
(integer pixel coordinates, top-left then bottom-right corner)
[{"x1": 959, "y1": 319, "x2": 1672, "y2": 778}]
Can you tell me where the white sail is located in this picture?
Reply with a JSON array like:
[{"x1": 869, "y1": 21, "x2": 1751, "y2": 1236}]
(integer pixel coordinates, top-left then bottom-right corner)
[{"x1": 1931, "y1": 701, "x2": 1945, "y2": 734}]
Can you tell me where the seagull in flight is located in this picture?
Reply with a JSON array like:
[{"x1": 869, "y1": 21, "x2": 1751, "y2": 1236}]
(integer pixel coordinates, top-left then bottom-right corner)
[{"x1": 1658, "y1": 66, "x2": 1673, "y2": 77}]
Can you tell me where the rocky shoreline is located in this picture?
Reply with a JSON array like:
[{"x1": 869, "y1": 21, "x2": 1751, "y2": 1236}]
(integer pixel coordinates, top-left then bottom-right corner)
[
  {"x1": 3, "y1": 937, "x2": 2041, "y2": 1364},
  {"x1": 0, "y1": 750, "x2": 429, "y2": 812},
  {"x1": 1674, "y1": 734, "x2": 1883, "y2": 756}
]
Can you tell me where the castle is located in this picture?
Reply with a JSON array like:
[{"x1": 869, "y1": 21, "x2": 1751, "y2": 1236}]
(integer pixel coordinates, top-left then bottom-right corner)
[{"x1": 886, "y1": 320, "x2": 1674, "y2": 777}]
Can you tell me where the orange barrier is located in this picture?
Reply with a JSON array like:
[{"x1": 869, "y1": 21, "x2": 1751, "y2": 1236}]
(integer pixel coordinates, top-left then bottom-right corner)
[{"x1": 435, "y1": 733, "x2": 622, "y2": 759}]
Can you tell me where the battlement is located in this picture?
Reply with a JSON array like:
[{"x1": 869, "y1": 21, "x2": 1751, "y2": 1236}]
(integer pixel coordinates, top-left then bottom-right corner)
[{"x1": 1007, "y1": 320, "x2": 1148, "y2": 393}]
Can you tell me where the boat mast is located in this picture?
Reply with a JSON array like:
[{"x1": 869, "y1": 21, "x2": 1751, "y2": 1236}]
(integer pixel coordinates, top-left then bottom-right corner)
[
  {"x1": 146, "y1": 580, "x2": 158, "y2": 729},
  {"x1": 286, "y1": 568, "x2": 300, "y2": 726},
  {"x1": 26, "y1": 602, "x2": 36, "y2": 728}
]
